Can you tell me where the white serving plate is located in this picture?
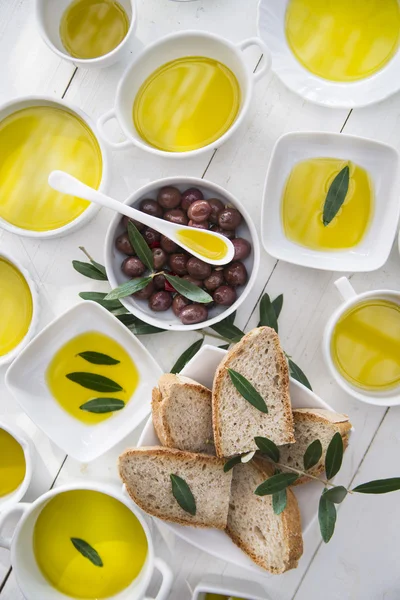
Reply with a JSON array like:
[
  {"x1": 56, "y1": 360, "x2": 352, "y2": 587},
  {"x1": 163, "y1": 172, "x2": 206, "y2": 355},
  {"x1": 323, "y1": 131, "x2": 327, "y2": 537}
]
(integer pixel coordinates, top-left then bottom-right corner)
[{"x1": 138, "y1": 345, "x2": 351, "y2": 574}]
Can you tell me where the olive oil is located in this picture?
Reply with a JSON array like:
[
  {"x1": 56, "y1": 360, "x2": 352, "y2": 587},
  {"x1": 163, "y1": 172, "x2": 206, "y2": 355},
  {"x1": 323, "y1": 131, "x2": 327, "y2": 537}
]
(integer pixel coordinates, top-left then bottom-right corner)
[
  {"x1": 331, "y1": 299, "x2": 400, "y2": 391},
  {"x1": 281, "y1": 158, "x2": 373, "y2": 251},
  {"x1": 285, "y1": 0, "x2": 400, "y2": 82},
  {"x1": 133, "y1": 57, "x2": 241, "y2": 152},
  {"x1": 46, "y1": 331, "x2": 139, "y2": 424},
  {"x1": 177, "y1": 228, "x2": 229, "y2": 260},
  {"x1": 33, "y1": 490, "x2": 148, "y2": 599},
  {"x1": 0, "y1": 428, "x2": 26, "y2": 497},
  {"x1": 0, "y1": 258, "x2": 33, "y2": 357},
  {"x1": 60, "y1": 0, "x2": 129, "y2": 59},
  {"x1": 0, "y1": 106, "x2": 102, "y2": 232}
]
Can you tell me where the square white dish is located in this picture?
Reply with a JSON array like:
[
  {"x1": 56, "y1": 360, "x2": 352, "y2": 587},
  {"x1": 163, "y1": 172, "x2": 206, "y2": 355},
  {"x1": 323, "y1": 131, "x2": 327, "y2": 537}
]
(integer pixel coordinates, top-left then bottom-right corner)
[
  {"x1": 6, "y1": 301, "x2": 163, "y2": 462},
  {"x1": 138, "y1": 344, "x2": 351, "y2": 574},
  {"x1": 261, "y1": 131, "x2": 400, "y2": 272}
]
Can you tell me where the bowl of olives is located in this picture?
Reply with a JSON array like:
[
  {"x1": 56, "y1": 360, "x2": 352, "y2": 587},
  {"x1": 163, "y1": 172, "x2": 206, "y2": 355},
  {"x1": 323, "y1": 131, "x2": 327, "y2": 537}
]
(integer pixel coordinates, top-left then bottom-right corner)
[{"x1": 104, "y1": 177, "x2": 259, "y2": 331}]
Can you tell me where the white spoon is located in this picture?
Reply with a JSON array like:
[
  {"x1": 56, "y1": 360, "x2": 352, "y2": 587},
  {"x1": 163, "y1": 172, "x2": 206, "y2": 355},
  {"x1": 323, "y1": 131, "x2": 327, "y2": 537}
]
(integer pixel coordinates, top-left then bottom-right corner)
[{"x1": 49, "y1": 171, "x2": 235, "y2": 266}]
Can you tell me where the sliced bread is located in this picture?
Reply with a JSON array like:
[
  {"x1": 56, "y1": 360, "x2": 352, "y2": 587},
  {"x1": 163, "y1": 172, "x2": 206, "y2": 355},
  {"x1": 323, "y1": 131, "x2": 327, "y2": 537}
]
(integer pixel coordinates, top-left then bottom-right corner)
[
  {"x1": 119, "y1": 446, "x2": 232, "y2": 529},
  {"x1": 213, "y1": 327, "x2": 295, "y2": 457},
  {"x1": 152, "y1": 373, "x2": 214, "y2": 454},
  {"x1": 226, "y1": 459, "x2": 303, "y2": 574},
  {"x1": 277, "y1": 408, "x2": 352, "y2": 485}
]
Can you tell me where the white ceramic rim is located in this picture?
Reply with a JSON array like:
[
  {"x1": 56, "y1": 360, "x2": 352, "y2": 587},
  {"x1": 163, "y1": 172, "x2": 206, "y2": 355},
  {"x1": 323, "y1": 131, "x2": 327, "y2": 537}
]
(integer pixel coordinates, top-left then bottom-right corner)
[
  {"x1": 257, "y1": 0, "x2": 400, "y2": 108},
  {"x1": 98, "y1": 30, "x2": 270, "y2": 157},
  {"x1": 34, "y1": 0, "x2": 137, "y2": 67},
  {"x1": 0, "y1": 95, "x2": 110, "y2": 239},
  {"x1": 0, "y1": 421, "x2": 33, "y2": 510},
  {"x1": 0, "y1": 251, "x2": 40, "y2": 367},
  {"x1": 323, "y1": 288, "x2": 400, "y2": 406},
  {"x1": 104, "y1": 176, "x2": 261, "y2": 331}
]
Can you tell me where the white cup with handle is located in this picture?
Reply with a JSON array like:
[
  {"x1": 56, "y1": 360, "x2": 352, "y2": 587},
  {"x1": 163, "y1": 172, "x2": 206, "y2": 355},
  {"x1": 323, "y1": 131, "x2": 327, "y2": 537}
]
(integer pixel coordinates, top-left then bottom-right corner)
[{"x1": 0, "y1": 481, "x2": 173, "y2": 600}]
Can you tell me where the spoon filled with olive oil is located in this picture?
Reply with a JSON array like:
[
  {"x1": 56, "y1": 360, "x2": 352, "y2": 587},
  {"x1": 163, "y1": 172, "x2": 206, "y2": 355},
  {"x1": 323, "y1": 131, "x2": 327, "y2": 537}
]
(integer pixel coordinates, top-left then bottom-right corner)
[{"x1": 49, "y1": 170, "x2": 234, "y2": 265}]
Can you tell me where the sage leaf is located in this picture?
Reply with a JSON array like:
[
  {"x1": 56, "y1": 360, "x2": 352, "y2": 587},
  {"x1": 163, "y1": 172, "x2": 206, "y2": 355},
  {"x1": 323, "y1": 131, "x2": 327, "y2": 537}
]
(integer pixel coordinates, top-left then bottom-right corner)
[
  {"x1": 78, "y1": 351, "x2": 120, "y2": 365},
  {"x1": 73, "y1": 260, "x2": 107, "y2": 281},
  {"x1": 127, "y1": 221, "x2": 154, "y2": 271},
  {"x1": 352, "y1": 478, "x2": 400, "y2": 494},
  {"x1": 272, "y1": 294, "x2": 284, "y2": 320},
  {"x1": 170, "y1": 474, "x2": 196, "y2": 516},
  {"x1": 258, "y1": 293, "x2": 278, "y2": 332},
  {"x1": 164, "y1": 274, "x2": 212, "y2": 303},
  {"x1": 227, "y1": 369, "x2": 268, "y2": 414},
  {"x1": 105, "y1": 276, "x2": 152, "y2": 300},
  {"x1": 79, "y1": 292, "x2": 123, "y2": 312},
  {"x1": 318, "y1": 489, "x2": 337, "y2": 543},
  {"x1": 70, "y1": 538, "x2": 103, "y2": 567},
  {"x1": 66, "y1": 372, "x2": 123, "y2": 393},
  {"x1": 254, "y1": 436, "x2": 280, "y2": 462},
  {"x1": 170, "y1": 339, "x2": 203, "y2": 374},
  {"x1": 288, "y1": 359, "x2": 312, "y2": 390},
  {"x1": 322, "y1": 486, "x2": 347, "y2": 504},
  {"x1": 79, "y1": 398, "x2": 125, "y2": 413},
  {"x1": 117, "y1": 314, "x2": 164, "y2": 335},
  {"x1": 255, "y1": 472, "x2": 298, "y2": 496},
  {"x1": 272, "y1": 489, "x2": 287, "y2": 515},
  {"x1": 210, "y1": 320, "x2": 245, "y2": 342},
  {"x1": 224, "y1": 455, "x2": 242, "y2": 473},
  {"x1": 303, "y1": 439, "x2": 323, "y2": 470},
  {"x1": 323, "y1": 165, "x2": 350, "y2": 226},
  {"x1": 325, "y1": 432, "x2": 343, "y2": 480}
]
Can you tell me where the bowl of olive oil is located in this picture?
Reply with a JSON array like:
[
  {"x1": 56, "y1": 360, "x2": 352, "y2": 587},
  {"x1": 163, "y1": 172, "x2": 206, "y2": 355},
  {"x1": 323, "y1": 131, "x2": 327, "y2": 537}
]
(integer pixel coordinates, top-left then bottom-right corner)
[{"x1": 0, "y1": 421, "x2": 34, "y2": 511}]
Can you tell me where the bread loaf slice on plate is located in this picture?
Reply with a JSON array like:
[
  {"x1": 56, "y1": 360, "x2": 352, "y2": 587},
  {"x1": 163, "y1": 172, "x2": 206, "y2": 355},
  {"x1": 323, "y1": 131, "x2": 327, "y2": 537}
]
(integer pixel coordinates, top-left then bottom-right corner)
[
  {"x1": 152, "y1": 373, "x2": 214, "y2": 454},
  {"x1": 119, "y1": 446, "x2": 232, "y2": 529},
  {"x1": 278, "y1": 408, "x2": 352, "y2": 485},
  {"x1": 226, "y1": 460, "x2": 303, "y2": 574},
  {"x1": 213, "y1": 327, "x2": 295, "y2": 457}
]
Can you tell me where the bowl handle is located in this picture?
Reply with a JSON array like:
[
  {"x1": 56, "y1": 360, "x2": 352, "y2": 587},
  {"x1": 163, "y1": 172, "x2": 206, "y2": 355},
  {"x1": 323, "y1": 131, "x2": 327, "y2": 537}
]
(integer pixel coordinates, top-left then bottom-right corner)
[
  {"x1": 237, "y1": 37, "x2": 272, "y2": 81},
  {"x1": 0, "y1": 503, "x2": 30, "y2": 550},
  {"x1": 144, "y1": 557, "x2": 173, "y2": 600},
  {"x1": 334, "y1": 277, "x2": 357, "y2": 303},
  {"x1": 97, "y1": 109, "x2": 131, "y2": 150}
]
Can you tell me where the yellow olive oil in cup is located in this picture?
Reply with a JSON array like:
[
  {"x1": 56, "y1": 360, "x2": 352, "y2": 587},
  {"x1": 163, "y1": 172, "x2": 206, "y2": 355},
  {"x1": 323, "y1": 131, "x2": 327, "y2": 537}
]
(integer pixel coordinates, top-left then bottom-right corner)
[
  {"x1": 46, "y1": 331, "x2": 139, "y2": 423},
  {"x1": 60, "y1": 0, "x2": 129, "y2": 59},
  {"x1": 0, "y1": 258, "x2": 33, "y2": 357},
  {"x1": 0, "y1": 428, "x2": 26, "y2": 497},
  {"x1": 133, "y1": 56, "x2": 241, "y2": 152},
  {"x1": 33, "y1": 489, "x2": 148, "y2": 599}
]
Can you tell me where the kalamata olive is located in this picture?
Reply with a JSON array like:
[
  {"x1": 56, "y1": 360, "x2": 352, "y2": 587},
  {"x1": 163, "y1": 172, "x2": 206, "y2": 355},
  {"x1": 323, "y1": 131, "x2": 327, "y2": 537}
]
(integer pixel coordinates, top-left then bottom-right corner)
[
  {"x1": 168, "y1": 253, "x2": 188, "y2": 275},
  {"x1": 121, "y1": 257, "x2": 146, "y2": 278},
  {"x1": 186, "y1": 257, "x2": 211, "y2": 280},
  {"x1": 153, "y1": 274, "x2": 166, "y2": 290},
  {"x1": 163, "y1": 209, "x2": 188, "y2": 226},
  {"x1": 232, "y1": 238, "x2": 251, "y2": 261},
  {"x1": 172, "y1": 294, "x2": 190, "y2": 317},
  {"x1": 204, "y1": 269, "x2": 224, "y2": 291},
  {"x1": 223, "y1": 261, "x2": 248, "y2": 287},
  {"x1": 139, "y1": 198, "x2": 163, "y2": 218},
  {"x1": 208, "y1": 198, "x2": 224, "y2": 224},
  {"x1": 187, "y1": 200, "x2": 211, "y2": 223},
  {"x1": 182, "y1": 275, "x2": 202, "y2": 287},
  {"x1": 160, "y1": 236, "x2": 178, "y2": 254},
  {"x1": 122, "y1": 215, "x2": 144, "y2": 231},
  {"x1": 214, "y1": 285, "x2": 237, "y2": 306},
  {"x1": 188, "y1": 220, "x2": 209, "y2": 229},
  {"x1": 148, "y1": 291, "x2": 172, "y2": 312},
  {"x1": 179, "y1": 304, "x2": 208, "y2": 325},
  {"x1": 218, "y1": 207, "x2": 242, "y2": 230},
  {"x1": 152, "y1": 248, "x2": 167, "y2": 270},
  {"x1": 115, "y1": 232, "x2": 135, "y2": 256},
  {"x1": 181, "y1": 187, "x2": 204, "y2": 211},
  {"x1": 133, "y1": 280, "x2": 155, "y2": 300},
  {"x1": 157, "y1": 186, "x2": 181, "y2": 209},
  {"x1": 143, "y1": 227, "x2": 161, "y2": 245},
  {"x1": 210, "y1": 225, "x2": 236, "y2": 239}
]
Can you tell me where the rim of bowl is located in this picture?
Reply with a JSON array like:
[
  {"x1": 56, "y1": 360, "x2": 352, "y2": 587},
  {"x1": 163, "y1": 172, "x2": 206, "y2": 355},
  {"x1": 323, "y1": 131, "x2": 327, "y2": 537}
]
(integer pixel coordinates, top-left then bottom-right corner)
[
  {"x1": 0, "y1": 95, "x2": 110, "y2": 238},
  {"x1": 35, "y1": 0, "x2": 137, "y2": 66},
  {"x1": 0, "y1": 421, "x2": 33, "y2": 507},
  {"x1": 0, "y1": 251, "x2": 40, "y2": 367},
  {"x1": 104, "y1": 176, "x2": 260, "y2": 331}
]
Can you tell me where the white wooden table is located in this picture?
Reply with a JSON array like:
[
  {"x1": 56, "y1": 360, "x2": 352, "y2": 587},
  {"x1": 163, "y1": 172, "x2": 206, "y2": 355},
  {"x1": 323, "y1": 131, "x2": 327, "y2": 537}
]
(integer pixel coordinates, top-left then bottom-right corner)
[{"x1": 1, "y1": 1, "x2": 400, "y2": 598}]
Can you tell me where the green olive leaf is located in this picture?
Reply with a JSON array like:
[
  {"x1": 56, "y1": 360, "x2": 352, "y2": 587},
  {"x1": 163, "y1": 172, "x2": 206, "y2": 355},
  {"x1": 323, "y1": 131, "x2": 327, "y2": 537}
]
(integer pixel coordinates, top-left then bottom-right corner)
[
  {"x1": 322, "y1": 486, "x2": 347, "y2": 504},
  {"x1": 127, "y1": 221, "x2": 154, "y2": 272},
  {"x1": 272, "y1": 488, "x2": 287, "y2": 515},
  {"x1": 325, "y1": 432, "x2": 344, "y2": 480},
  {"x1": 105, "y1": 276, "x2": 152, "y2": 301},
  {"x1": 322, "y1": 165, "x2": 350, "y2": 226},
  {"x1": 224, "y1": 455, "x2": 242, "y2": 473},
  {"x1": 210, "y1": 319, "x2": 245, "y2": 342},
  {"x1": 79, "y1": 292, "x2": 125, "y2": 312},
  {"x1": 170, "y1": 339, "x2": 203, "y2": 374},
  {"x1": 77, "y1": 351, "x2": 120, "y2": 365},
  {"x1": 254, "y1": 472, "x2": 298, "y2": 496},
  {"x1": 71, "y1": 538, "x2": 103, "y2": 567},
  {"x1": 352, "y1": 478, "x2": 400, "y2": 494},
  {"x1": 303, "y1": 439, "x2": 323, "y2": 471},
  {"x1": 272, "y1": 294, "x2": 284, "y2": 320},
  {"x1": 258, "y1": 293, "x2": 278, "y2": 332},
  {"x1": 318, "y1": 489, "x2": 337, "y2": 543},
  {"x1": 170, "y1": 474, "x2": 196, "y2": 516},
  {"x1": 79, "y1": 398, "x2": 125, "y2": 413},
  {"x1": 73, "y1": 260, "x2": 108, "y2": 281},
  {"x1": 164, "y1": 274, "x2": 212, "y2": 303},
  {"x1": 117, "y1": 314, "x2": 165, "y2": 335},
  {"x1": 288, "y1": 359, "x2": 312, "y2": 391},
  {"x1": 66, "y1": 372, "x2": 123, "y2": 393},
  {"x1": 227, "y1": 369, "x2": 268, "y2": 414},
  {"x1": 254, "y1": 436, "x2": 280, "y2": 462}
]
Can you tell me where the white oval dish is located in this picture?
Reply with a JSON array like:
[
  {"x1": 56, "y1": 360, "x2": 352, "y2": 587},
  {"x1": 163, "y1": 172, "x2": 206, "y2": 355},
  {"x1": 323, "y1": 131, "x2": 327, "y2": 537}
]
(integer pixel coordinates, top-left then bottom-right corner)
[{"x1": 0, "y1": 421, "x2": 34, "y2": 511}]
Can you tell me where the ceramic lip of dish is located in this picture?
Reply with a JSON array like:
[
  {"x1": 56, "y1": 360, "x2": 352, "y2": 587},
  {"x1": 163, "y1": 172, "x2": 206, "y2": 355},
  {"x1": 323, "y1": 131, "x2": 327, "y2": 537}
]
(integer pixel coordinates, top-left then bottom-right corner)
[
  {"x1": 0, "y1": 421, "x2": 34, "y2": 511},
  {"x1": 192, "y1": 575, "x2": 268, "y2": 600},
  {"x1": 323, "y1": 276, "x2": 400, "y2": 407},
  {"x1": 0, "y1": 95, "x2": 111, "y2": 239},
  {"x1": 35, "y1": 0, "x2": 137, "y2": 68},
  {"x1": 96, "y1": 29, "x2": 271, "y2": 157},
  {"x1": 0, "y1": 251, "x2": 40, "y2": 367}
]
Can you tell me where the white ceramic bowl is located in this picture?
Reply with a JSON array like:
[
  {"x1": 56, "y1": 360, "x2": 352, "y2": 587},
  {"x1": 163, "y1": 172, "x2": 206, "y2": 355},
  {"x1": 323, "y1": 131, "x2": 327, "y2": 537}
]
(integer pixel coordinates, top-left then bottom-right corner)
[
  {"x1": 5, "y1": 301, "x2": 163, "y2": 462},
  {"x1": 193, "y1": 575, "x2": 267, "y2": 600},
  {"x1": 0, "y1": 96, "x2": 110, "y2": 239},
  {"x1": 0, "y1": 251, "x2": 40, "y2": 367},
  {"x1": 97, "y1": 30, "x2": 270, "y2": 156},
  {"x1": 257, "y1": 0, "x2": 400, "y2": 108},
  {"x1": 104, "y1": 176, "x2": 260, "y2": 331},
  {"x1": 262, "y1": 131, "x2": 400, "y2": 272},
  {"x1": 0, "y1": 421, "x2": 34, "y2": 511},
  {"x1": 35, "y1": 0, "x2": 137, "y2": 68}
]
